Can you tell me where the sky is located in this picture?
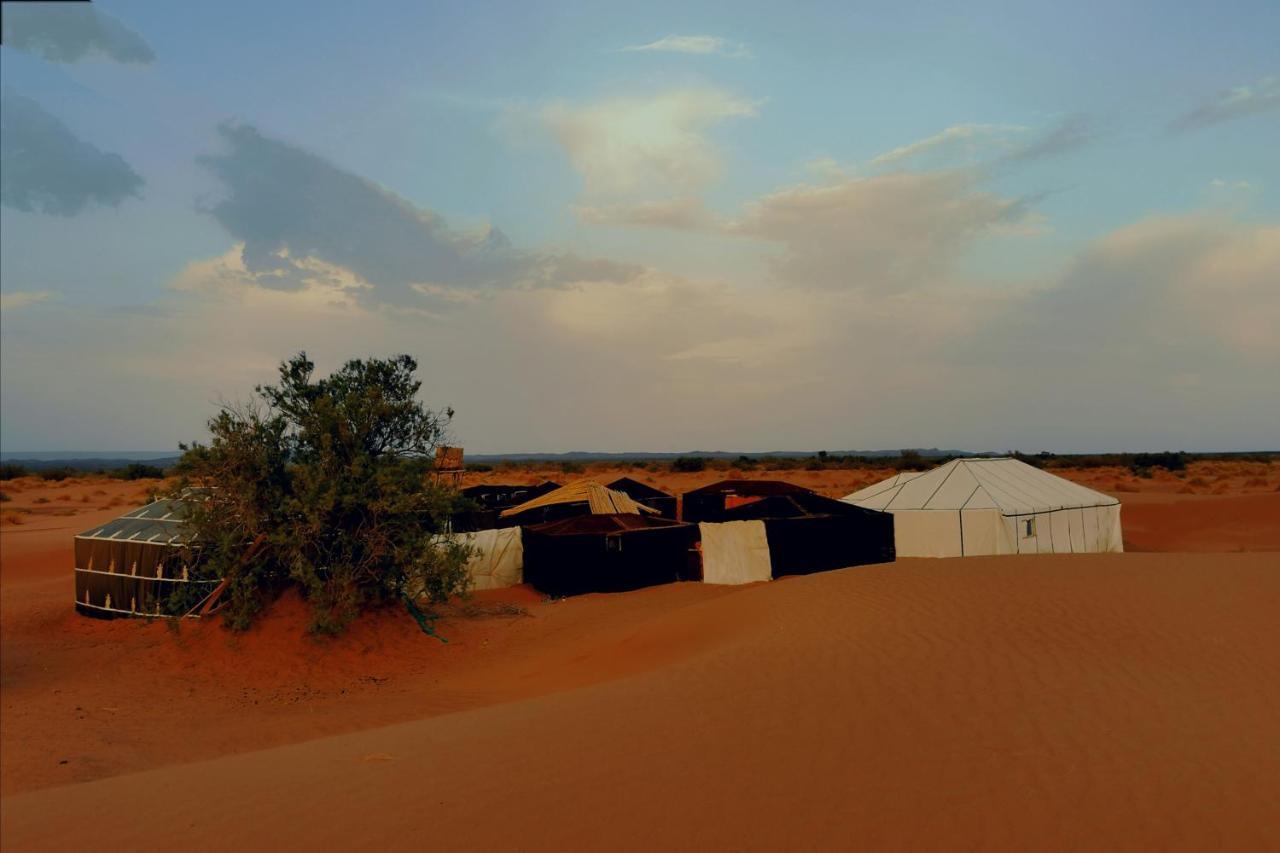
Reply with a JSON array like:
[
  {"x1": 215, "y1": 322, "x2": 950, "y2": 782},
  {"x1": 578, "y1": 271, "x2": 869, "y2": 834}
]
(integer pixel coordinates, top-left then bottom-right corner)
[{"x1": 1, "y1": 0, "x2": 1277, "y2": 454}]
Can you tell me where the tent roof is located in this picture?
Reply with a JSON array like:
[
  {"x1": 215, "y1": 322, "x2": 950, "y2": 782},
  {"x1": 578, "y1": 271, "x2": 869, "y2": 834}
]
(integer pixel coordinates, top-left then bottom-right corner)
[
  {"x1": 842, "y1": 458, "x2": 1118, "y2": 515},
  {"x1": 526, "y1": 513, "x2": 688, "y2": 536},
  {"x1": 720, "y1": 492, "x2": 878, "y2": 520},
  {"x1": 683, "y1": 479, "x2": 813, "y2": 497},
  {"x1": 76, "y1": 490, "x2": 204, "y2": 544},
  {"x1": 499, "y1": 479, "x2": 659, "y2": 518},
  {"x1": 606, "y1": 477, "x2": 673, "y2": 499}
]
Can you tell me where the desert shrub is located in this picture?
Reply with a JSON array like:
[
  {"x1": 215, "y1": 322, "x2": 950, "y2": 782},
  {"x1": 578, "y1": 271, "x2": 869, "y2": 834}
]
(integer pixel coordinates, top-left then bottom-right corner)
[
  {"x1": 465, "y1": 463, "x2": 493, "y2": 473},
  {"x1": 110, "y1": 463, "x2": 166, "y2": 480},
  {"x1": 896, "y1": 450, "x2": 935, "y2": 471},
  {"x1": 0, "y1": 464, "x2": 28, "y2": 480},
  {"x1": 34, "y1": 496, "x2": 50, "y2": 504},
  {"x1": 672, "y1": 456, "x2": 707, "y2": 473},
  {"x1": 38, "y1": 467, "x2": 77, "y2": 481},
  {"x1": 0, "y1": 491, "x2": 10, "y2": 502},
  {"x1": 735, "y1": 455, "x2": 758, "y2": 471},
  {"x1": 560, "y1": 460, "x2": 585, "y2": 475},
  {"x1": 177, "y1": 353, "x2": 474, "y2": 634},
  {"x1": 1132, "y1": 452, "x2": 1186, "y2": 473}
]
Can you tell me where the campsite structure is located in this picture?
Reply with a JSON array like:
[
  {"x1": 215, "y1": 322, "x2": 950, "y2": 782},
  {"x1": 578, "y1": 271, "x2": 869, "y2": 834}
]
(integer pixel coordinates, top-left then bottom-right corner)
[
  {"x1": 522, "y1": 514, "x2": 700, "y2": 596},
  {"x1": 499, "y1": 480, "x2": 659, "y2": 527},
  {"x1": 606, "y1": 477, "x2": 678, "y2": 519},
  {"x1": 454, "y1": 480, "x2": 560, "y2": 530},
  {"x1": 842, "y1": 457, "x2": 1123, "y2": 557},
  {"x1": 719, "y1": 491, "x2": 895, "y2": 576},
  {"x1": 681, "y1": 480, "x2": 815, "y2": 523},
  {"x1": 73, "y1": 491, "x2": 218, "y2": 618}
]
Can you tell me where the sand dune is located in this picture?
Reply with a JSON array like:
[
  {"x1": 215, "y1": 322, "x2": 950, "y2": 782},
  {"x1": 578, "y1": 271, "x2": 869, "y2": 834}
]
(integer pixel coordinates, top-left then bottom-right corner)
[
  {"x1": 4, "y1": 553, "x2": 1279, "y2": 851},
  {"x1": 2, "y1": 471, "x2": 1279, "y2": 850}
]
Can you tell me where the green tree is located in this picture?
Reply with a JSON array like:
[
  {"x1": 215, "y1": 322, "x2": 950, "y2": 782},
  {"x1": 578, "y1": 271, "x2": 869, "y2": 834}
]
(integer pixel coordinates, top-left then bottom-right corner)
[{"x1": 177, "y1": 353, "x2": 473, "y2": 634}]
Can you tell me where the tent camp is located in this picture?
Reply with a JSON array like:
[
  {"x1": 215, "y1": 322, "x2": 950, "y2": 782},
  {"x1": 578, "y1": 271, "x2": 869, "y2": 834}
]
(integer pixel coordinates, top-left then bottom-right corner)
[
  {"x1": 74, "y1": 491, "x2": 218, "y2": 618},
  {"x1": 606, "y1": 477, "x2": 678, "y2": 519},
  {"x1": 719, "y1": 492, "x2": 895, "y2": 576},
  {"x1": 456, "y1": 526, "x2": 524, "y2": 590},
  {"x1": 454, "y1": 481, "x2": 560, "y2": 530},
  {"x1": 681, "y1": 480, "x2": 815, "y2": 523},
  {"x1": 842, "y1": 458, "x2": 1123, "y2": 557},
  {"x1": 499, "y1": 480, "x2": 659, "y2": 526},
  {"x1": 521, "y1": 514, "x2": 700, "y2": 596}
]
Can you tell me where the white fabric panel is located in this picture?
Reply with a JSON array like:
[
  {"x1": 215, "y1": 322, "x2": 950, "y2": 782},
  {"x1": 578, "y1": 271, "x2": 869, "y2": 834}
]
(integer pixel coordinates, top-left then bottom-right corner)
[
  {"x1": 929, "y1": 465, "x2": 984, "y2": 510},
  {"x1": 1049, "y1": 510, "x2": 1073, "y2": 554},
  {"x1": 462, "y1": 527, "x2": 524, "y2": 590},
  {"x1": 889, "y1": 511, "x2": 963, "y2": 558},
  {"x1": 886, "y1": 468, "x2": 956, "y2": 510},
  {"x1": 699, "y1": 521, "x2": 772, "y2": 585},
  {"x1": 1099, "y1": 505, "x2": 1124, "y2": 553},
  {"x1": 960, "y1": 509, "x2": 1016, "y2": 556},
  {"x1": 1068, "y1": 508, "x2": 1087, "y2": 553},
  {"x1": 842, "y1": 472, "x2": 923, "y2": 507}
]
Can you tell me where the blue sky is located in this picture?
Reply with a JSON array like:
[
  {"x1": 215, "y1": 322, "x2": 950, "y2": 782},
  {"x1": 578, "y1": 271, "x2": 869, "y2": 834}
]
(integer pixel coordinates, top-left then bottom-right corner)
[{"x1": 2, "y1": 0, "x2": 1277, "y2": 452}]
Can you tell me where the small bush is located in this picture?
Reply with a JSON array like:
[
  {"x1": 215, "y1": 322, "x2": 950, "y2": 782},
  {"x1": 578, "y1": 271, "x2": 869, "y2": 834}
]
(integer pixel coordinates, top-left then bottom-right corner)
[
  {"x1": 1132, "y1": 452, "x2": 1186, "y2": 473},
  {"x1": 38, "y1": 467, "x2": 77, "y2": 482},
  {"x1": 672, "y1": 456, "x2": 707, "y2": 473},
  {"x1": 0, "y1": 464, "x2": 28, "y2": 480},
  {"x1": 110, "y1": 463, "x2": 166, "y2": 480},
  {"x1": 0, "y1": 491, "x2": 10, "y2": 502},
  {"x1": 560, "y1": 460, "x2": 585, "y2": 474},
  {"x1": 464, "y1": 463, "x2": 493, "y2": 473}
]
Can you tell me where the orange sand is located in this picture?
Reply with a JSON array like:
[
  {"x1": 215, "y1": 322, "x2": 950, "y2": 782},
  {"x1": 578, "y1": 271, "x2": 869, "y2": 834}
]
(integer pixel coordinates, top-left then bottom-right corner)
[{"x1": 2, "y1": 469, "x2": 1279, "y2": 850}]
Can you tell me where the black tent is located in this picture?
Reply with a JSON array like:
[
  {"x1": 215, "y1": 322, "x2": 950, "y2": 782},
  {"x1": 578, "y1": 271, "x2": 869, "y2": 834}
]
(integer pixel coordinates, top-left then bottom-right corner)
[
  {"x1": 453, "y1": 480, "x2": 561, "y2": 531},
  {"x1": 606, "y1": 477, "x2": 678, "y2": 519},
  {"x1": 521, "y1": 514, "x2": 701, "y2": 597},
  {"x1": 681, "y1": 479, "x2": 814, "y2": 523},
  {"x1": 74, "y1": 491, "x2": 218, "y2": 618},
  {"x1": 719, "y1": 492, "x2": 895, "y2": 576}
]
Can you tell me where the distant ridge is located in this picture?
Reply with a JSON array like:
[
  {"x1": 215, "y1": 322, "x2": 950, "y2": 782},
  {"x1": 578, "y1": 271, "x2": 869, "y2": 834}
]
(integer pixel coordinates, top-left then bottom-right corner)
[{"x1": 1, "y1": 449, "x2": 979, "y2": 470}]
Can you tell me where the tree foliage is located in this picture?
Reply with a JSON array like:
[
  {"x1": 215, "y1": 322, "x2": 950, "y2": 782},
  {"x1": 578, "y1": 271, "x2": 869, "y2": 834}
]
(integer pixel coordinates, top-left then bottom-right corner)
[{"x1": 177, "y1": 353, "x2": 472, "y2": 633}]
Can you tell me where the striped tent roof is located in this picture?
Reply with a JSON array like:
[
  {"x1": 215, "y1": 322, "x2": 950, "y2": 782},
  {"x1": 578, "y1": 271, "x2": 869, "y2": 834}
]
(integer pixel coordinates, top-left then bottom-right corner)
[
  {"x1": 842, "y1": 458, "x2": 1118, "y2": 515},
  {"x1": 499, "y1": 479, "x2": 659, "y2": 518}
]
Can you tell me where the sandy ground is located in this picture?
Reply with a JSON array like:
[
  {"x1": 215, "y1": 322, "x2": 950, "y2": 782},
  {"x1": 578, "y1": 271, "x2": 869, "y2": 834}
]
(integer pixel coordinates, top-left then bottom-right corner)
[{"x1": 2, "y1": 466, "x2": 1278, "y2": 850}]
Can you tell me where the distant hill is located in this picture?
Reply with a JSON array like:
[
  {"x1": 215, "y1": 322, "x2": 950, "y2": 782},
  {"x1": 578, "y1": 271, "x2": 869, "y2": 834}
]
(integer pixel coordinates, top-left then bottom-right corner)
[
  {"x1": 0, "y1": 448, "x2": 978, "y2": 471},
  {"x1": 465, "y1": 449, "x2": 984, "y2": 462}
]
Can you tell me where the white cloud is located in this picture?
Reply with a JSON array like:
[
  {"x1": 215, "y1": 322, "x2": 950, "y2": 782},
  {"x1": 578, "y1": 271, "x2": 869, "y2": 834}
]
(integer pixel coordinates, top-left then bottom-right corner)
[
  {"x1": 620, "y1": 35, "x2": 751, "y2": 58},
  {"x1": 726, "y1": 170, "x2": 1032, "y2": 290},
  {"x1": 1172, "y1": 75, "x2": 1280, "y2": 131},
  {"x1": 542, "y1": 89, "x2": 757, "y2": 199},
  {"x1": 0, "y1": 290, "x2": 58, "y2": 310},
  {"x1": 871, "y1": 124, "x2": 1028, "y2": 168}
]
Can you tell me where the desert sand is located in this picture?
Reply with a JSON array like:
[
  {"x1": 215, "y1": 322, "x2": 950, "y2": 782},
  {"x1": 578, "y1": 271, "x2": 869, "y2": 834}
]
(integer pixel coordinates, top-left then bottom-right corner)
[{"x1": 2, "y1": 465, "x2": 1278, "y2": 850}]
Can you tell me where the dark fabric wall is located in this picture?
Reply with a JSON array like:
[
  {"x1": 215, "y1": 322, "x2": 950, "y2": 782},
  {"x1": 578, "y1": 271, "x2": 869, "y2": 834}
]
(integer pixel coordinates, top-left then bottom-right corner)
[
  {"x1": 758, "y1": 512, "x2": 896, "y2": 576},
  {"x1": 73, "y1": 538, "x2": 216, "y2": 617},
  {"x1": 717, "y1": 495, "x2": 896, "y2": 576},
  {"x1": 522, "y1": 520, "x2": 701, "y2": 597}
]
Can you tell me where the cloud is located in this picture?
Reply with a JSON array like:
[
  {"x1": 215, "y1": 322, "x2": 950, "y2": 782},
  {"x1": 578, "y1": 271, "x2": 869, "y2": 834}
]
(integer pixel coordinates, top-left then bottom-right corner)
[
  {"x1": 542, "y1": 89, "x2": 757, "y2": 199},
  {"x1": 1, "y1": 2, "x2": 153, "y2": 64},
  {"x1": 0, "y1": 290, "x2": 58, "y2": 310},
  {"x1": 620, "y1": 35, "x2": 751, "y2": 58},
  {"x1": 1171, "y1": 75, "x2": 1280, "y2": 132},
  {"x1": 870, "y1": 117, "x2": 1094, "y2": 170},
  {"x1": 726, "y1": 170, "x2": 1032, "y2": 290},
  {"x1": 1004, "y1": 115, "x2": 1095, "y2": 162},
  {"x1": 196, "y1": 123, "x2": 639, "y2": 305},
  {"x1": 1, "y1": 89, "x2": 144, "y2": 216},
  {"x1": 576, "y1": 196, "x2": 718, "y2": 229},
  {"x1": 871, "y1": 124, "x2": 1028, "y2": 168}
]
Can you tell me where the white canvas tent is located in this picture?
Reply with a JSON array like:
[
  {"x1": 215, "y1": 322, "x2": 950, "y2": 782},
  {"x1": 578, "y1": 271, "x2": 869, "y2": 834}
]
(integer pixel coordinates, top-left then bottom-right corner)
[{"x1": 842, "y1": 458, "x2": 1123, "y2": 557}]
